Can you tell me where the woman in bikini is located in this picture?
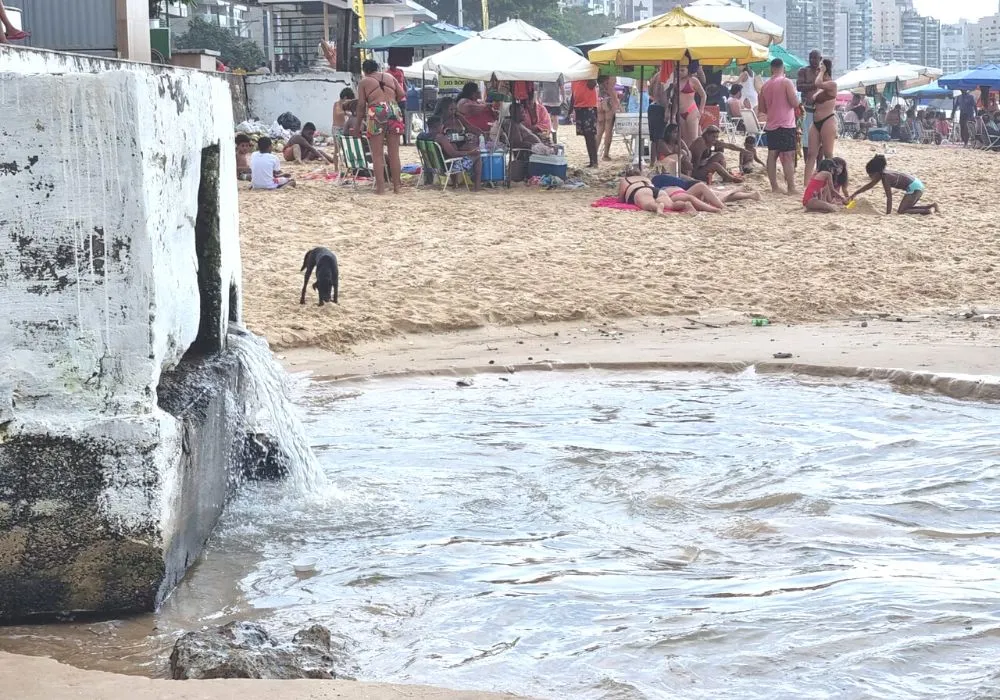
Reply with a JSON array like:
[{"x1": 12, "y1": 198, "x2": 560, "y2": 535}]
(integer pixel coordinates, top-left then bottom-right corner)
[
  {"x1": 678, "y1": 64, "x2": 707, "y2": 148},
  {"x1": 849, "y1": 155, "x2": 939, "y2": 215},
  {"x1": 354, "y1": 59, "x2": 406, "y2": 195},
  {"x1": 804, "y1": 59, "x2": 838, "y2": 188},
  {"x1": 618, "y1": 173, "x2": 695, "y2": 214}
]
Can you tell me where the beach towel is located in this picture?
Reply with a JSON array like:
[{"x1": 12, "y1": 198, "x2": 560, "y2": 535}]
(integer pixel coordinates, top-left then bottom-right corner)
[{"x1": 591, "y1": 195, "x2": 681, "y2": 212}]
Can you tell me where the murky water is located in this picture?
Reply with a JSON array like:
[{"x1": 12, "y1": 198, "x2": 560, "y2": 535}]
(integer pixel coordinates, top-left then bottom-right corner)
[{"x1": 4, "y1": 370, "x2": 1000, "y2": 698}]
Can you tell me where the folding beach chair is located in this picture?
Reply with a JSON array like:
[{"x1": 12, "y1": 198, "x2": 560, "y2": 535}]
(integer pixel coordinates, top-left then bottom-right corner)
[
  {"x1": 337, "y1": 134, "x2": 378, "y2": 188},
  {"x1": 973, "y1": 116, "x2": 1000, "y2": 150},
  {"x1": 719, "y1": 112, "x2": 740, "y2": 143},
  {"x1": 415, "y1": 138, "x2": 470, "y2": 192},
  {"x1": 741, "y1": 109, "x2": 765, "y2": 146}
]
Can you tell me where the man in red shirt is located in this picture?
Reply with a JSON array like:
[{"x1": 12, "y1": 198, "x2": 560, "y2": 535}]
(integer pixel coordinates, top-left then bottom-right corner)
[{"x1": 571, "y1": 79, "x2": 599, "y2": 167}]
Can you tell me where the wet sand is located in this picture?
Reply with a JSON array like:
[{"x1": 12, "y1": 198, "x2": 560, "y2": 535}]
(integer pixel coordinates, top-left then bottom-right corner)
[{"x1": 240, "y1": 136, "x2": 1000, "y2": 352}]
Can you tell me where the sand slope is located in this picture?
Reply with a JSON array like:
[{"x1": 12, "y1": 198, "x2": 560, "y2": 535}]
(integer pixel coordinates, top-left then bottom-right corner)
[{"x1": 240, "y1": 136, "x2": 1000, "y2": 351}]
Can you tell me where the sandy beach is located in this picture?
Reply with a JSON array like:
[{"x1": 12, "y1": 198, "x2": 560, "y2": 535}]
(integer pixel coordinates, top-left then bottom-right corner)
[{"x1": 240, "y1": 134, "x2": 1000, "y2": 352}]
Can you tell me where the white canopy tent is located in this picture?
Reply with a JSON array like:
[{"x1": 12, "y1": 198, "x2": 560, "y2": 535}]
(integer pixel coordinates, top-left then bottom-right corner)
[
  {"x1": 836, "y1": 59, "x2": 943, "y2": 92},
  {"x1": 423, "y1": 19, "x2": 598, "y2": 81},
  {"x1": 617, "y1": 0, "x2": 784, "y2": 46}
]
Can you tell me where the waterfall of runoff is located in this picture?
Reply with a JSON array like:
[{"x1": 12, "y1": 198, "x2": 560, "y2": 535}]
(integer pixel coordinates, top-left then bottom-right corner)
[{"x1": 228, "y1": 331, "x2": 325, "y2": 492}]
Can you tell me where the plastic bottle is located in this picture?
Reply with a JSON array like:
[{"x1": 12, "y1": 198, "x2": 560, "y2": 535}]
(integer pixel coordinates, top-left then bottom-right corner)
[{"x1": 751, "y1": 318, "x2": 770, "y2": 326}]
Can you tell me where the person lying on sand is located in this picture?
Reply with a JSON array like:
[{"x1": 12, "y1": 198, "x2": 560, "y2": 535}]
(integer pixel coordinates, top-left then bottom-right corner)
[
  {"x1": 849, "y1": 155, "x2": 939, "y2": 215},
  {"x1": 689, "y1": 126, "x2": 746, "y2": 184},
  {"x1": 802, "y1": 158, "x2": 846, "y2": 212},
  {"x1": 649, "y1": 171, "x2": 760, "y2": 213},
  {"x1": 619, "y1": 173, "x2": 695, "y2": 214},
  {"x1": 283, "y1": 123, "x2": 335, "y2": 165}
]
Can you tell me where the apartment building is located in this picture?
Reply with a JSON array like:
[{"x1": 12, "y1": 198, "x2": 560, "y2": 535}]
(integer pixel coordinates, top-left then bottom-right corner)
[
  {"x1": 784, "y1": 0, "x2": 836, "y2": 61},
  {"x1": 941, "y1": 22, "x2": 977, "y2": 73},
  {"x1": 165, "y1": 1, "x2": 260, "y2": 40},
  {"x1": 833, "y1": 0, "x2": 871, "y2": 73}
]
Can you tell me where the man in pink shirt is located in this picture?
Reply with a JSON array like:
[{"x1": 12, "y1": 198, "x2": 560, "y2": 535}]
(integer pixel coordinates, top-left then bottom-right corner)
[{"x1": 757, "y1": 58, "x2": 800, "y2": 194}]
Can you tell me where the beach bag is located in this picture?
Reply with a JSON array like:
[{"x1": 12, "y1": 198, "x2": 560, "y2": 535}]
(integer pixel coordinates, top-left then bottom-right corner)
[
  {"x1": 277, "y1": 111, "x2": 301, "y2": 132},
  {"x1": 868, "y1": 128, "x2": 891, "y2": 142}
]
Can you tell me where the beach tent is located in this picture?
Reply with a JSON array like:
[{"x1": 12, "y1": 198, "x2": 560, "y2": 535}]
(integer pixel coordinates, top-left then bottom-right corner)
[
  {"x1": 423, "y1": 19, "x2": 597, "y2": 81},
  {"x1": 355, "y1": 22, "x2": 473, "y2": 50},
  {"x1": 617, "y1": 0, "x2": 783, "y2": 46},
  {"x1": 590, "y1": 8, "x2": 767, "y2": 169},
  {"x1": 836, "y1": 59, "x2": 941, "y2": 92},
  {"x1": 900, "y1": 81, "x2": 957, "y2": 100},
  {"x1": 938, "y1": 64, "x2": 1000, "y2": 91}
]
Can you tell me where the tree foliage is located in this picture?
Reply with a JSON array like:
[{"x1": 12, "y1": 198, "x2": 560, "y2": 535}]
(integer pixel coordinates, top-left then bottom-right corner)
[
  {"x1": 149, "y1": 0, "x2": 198, "y2": 19},
  {"x1": 423, "y1": 0, "x2": 617, "y2": 47},
  {"x1": 176, "y1": 17, "x2": 266, "y2": 71}
]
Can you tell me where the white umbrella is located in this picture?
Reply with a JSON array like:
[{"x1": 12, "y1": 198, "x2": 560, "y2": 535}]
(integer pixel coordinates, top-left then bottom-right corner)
[
  {"x1": 424, "y1": 18, "x2": 598, "y2": 82},
  {"x1": 617, "y1": 0, "x2": 784, "y2": 46},
  {"x1": 836, "y1": 59, "x2": 942, "y2": 92}
]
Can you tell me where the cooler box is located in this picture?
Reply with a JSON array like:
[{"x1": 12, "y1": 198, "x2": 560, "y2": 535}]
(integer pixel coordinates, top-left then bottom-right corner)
[
  {"x1": 528, "y1": 154, "x2": 568, "y2": 179},
  {"x1": 481, "y1": 150, "x2": 506, "y2": 182}
]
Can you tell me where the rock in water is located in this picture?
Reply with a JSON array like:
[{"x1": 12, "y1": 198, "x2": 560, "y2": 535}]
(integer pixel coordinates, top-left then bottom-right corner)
[{"x1": 169, "y1": 621, "x2": 350, "y2": 680}]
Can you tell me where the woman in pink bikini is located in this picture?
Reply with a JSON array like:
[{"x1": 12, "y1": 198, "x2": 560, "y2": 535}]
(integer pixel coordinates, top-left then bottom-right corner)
[
  {"x1": 0, "y1": 1, "x2": 28, "y2": 43},
  {"x1": 677, "y1": 63, "x2": 707, "y2": 147}
]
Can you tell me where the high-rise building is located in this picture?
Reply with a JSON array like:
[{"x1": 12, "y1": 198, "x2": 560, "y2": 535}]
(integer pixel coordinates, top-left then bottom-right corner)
[
  {"x1": 900, "y1": 10, "x2": 940, "y2": 66},
  {"x1": 784, "y1": 0, "x2": 837, "y2": 61},
  {"x1": 941, "y1": 22, "x2": 977, "y2": 73},
  {"x1": 833, "y1": 0, "x2": 872, "y2": 73}
]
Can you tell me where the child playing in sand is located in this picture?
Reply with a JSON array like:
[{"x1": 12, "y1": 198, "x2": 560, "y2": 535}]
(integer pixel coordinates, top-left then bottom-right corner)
[
  {"x1": 831, "y1": 156, "x2": 849, "y2": 200},
  {"x1": 235, "y1": 134, "x2": 252, "y2": 181},
  {"x1": 849, "y1": 154, "x2": 939, "y2": 215},
  {"x1": 801, "y1": 159, "x2": 846, "y2": 213},
  {"x1": 740, "y1": 136, "x2": 764, "y2": 174},
  {"x1": 250, "y1": 137, "x2": 295, "y2": 190}
]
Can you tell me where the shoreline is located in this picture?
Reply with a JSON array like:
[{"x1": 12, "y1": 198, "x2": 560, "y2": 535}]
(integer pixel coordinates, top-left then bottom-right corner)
[{"x1": 280, "y1": 312, "x2": 1000, "y2": 401}]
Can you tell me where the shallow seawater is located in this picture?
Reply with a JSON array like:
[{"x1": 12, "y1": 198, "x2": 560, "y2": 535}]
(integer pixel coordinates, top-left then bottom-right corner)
[{"x1": 6, "y1": 370, "x2": 1000, "y2": 698}]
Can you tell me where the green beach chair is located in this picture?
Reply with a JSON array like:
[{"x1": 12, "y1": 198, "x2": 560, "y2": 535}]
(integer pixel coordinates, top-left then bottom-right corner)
[
  {"x1": 337, "y1": 134, "x2": 383, "y2": 188},
  {"x1": 415, "y1": 138, "x2": 469, "y2": 192}
]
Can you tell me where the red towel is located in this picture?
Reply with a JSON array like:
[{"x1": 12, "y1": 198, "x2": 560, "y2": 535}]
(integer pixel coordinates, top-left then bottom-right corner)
[{"x1": 591, "y1": 195, "x2": 638, "y2": 210}]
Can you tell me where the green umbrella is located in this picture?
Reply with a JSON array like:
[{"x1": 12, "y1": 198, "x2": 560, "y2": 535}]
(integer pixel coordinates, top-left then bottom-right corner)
[
  {"x1": 355, "y1": 22, "x2": 471, "y2": 50},
  {"x1": 725, "y1": 43, "x2": 805, "y2": 75}
]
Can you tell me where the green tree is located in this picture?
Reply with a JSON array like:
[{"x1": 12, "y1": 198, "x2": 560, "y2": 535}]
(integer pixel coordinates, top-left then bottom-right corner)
[
  {"x1": 175, "y1": 17, "x2": 265, "y2": 71},
  {"x1": 149, "y1": 0, "x2": 197, "y2": 19}
]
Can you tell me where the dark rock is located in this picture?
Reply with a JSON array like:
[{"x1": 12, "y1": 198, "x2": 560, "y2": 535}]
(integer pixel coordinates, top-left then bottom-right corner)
[{"x1": 170, "y1": 621, "x2": 350, "y2": 680}]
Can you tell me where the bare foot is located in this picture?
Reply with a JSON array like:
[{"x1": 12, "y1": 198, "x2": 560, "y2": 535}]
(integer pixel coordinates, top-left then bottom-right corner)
[
  {"x1": 602, "y1": 155, "x2": 612, "y2": 161},
  {"x1": 288, "y1": 180, "x2": 297, "y2": 188},
  {"x1": 931, "y1": 203, "x2": 940, "y2": 213},
  {"x1": 747, "y1": 191, "x2": 762, "y2": 201}
]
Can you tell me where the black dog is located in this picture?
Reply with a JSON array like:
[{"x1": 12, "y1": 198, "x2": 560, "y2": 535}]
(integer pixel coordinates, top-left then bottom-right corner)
[{"x1": 300, "y1": 247, "x2": 339, "y2": 305}]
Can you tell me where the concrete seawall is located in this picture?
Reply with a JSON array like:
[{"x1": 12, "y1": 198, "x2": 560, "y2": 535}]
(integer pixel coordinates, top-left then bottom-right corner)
[{"x1": 0, "y1": 47, "x2": 251, "y2": 620}]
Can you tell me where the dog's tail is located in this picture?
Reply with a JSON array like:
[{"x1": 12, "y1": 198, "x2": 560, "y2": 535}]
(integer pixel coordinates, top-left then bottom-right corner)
[{"x1": 300, "y1": 251, "x2": 310, "y2": 272}]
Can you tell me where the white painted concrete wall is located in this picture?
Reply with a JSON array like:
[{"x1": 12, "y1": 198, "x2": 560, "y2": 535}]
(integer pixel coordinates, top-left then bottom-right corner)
[
  {"x1": 0, "y1": 47, "x2": 241, "y2": 549},
  {"x1": 0, "y1": 47, "x2": 241, "y2": 417},
  {"x1": 246, "y1": 72, "x2": 353, "y2": 132}
]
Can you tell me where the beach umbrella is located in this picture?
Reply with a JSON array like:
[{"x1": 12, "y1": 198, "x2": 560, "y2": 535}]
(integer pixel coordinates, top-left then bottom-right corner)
[
  {"x1": 938, "y1": 64, "x2": 1000, "y2": 91},
  {"x1": 835, "y1": 59, "x2": 941, "y2": 93},
  {"x1": 724, "y1": 43, "x2": 805, "y2": 76},
  {"x1": 589, "y1": 8, "x2": 767, "y2": 171},
  {"x1": 617, "y1": 0, "x2": 783, "y2": 46},
  {"x1": 899, "y1": 81, "x2": 958, "y2": 100},
  {"x1": 423, "y1": 19, "x2": 597, "y2": 81},
  {"x1": 355, "y1": 22, "x2": 473, "y2": 50},
  {"x1": 591, "y1": 7, "x2": 768, "y2": 66}
]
